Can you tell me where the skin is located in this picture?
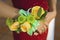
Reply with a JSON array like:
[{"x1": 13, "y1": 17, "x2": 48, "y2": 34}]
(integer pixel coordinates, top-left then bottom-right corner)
[
  {"x1": 35, "y1": 0, "x2": 57, "y2": 35},
  {"x1": 0, "y1": 0, "x2": 57, "y2": 35},
  {"x1": 0, "y1": 1, "x2": 19, "y2": 18},
  {"x1": 34, "y1": 0, "x2": 57, "y2": 35}
]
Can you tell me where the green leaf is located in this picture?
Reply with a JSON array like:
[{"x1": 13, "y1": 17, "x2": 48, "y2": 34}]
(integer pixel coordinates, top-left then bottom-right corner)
[
  {"x1": 27, "y1": 28, "x2": 34, "y2": 36},
  {"x1": 40, "y1": 11, "x2": 47, "y2": 19},
  {"x1": 19, "y1": 9, "x2": 27, "y2": 16},
  {"x1": 37, "y1": 8, "x2": 42, "y2": 17},
  {"x1": 32, "y1": 20, "x2": 39, "y2": 27}
]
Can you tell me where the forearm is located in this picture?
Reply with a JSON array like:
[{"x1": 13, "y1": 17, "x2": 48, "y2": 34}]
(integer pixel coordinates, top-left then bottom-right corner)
[
  {"x1": 48, "y1": 0, "x2": 57, "y2": 11},
  {"x1": 0, "y1": 1, "x2": 18, "y2": 18},
  {"x1": 45, "y1": 0, "x2": 57, "y2": 24}
]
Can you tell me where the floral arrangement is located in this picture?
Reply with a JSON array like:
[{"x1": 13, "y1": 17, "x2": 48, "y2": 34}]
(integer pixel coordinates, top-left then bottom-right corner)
[{"x1": 6, "y1": 6, "x2": 47, "y2": 36}]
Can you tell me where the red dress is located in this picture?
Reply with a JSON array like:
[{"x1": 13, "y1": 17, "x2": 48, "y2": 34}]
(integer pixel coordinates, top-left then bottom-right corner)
[{"x1": 12, "y1": 0, "x2": 49, "y2": 40}]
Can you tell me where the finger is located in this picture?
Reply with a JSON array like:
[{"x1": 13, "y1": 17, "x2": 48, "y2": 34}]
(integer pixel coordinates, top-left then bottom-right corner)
[
  {"x1": 37, "y1": 25, "x2": 47, "y2": 34},
  {"x1": 43, "y1": 24, "x2": 48, "y2": 31},
  {"x1": 39, "y1": 29, "x2": 43, "y2": 34},
  {"x1": 39, "y1": 26, "x2": 45, "y2": 34},
  {"x1": 34, "y1": 32, "x2": 38, "y2": 36},
  {"x1": 37, "y1": 26, "x2": 44, "y2": 34},
  {"x1": 37, "y1": 22, "x2": 48, "y2": 34}
]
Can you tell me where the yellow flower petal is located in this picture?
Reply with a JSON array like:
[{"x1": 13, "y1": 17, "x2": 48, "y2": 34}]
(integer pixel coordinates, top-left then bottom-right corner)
[
  {"x1": 31, "y1": 6, "x2": 40, "y2": 18},
  {"x1": 9, "y1": 22, "x2": 19, "y2": 31},
  {"x1": 21, "y1": 25, "x2": 27, "y2": 32},
  {"x1": 21, "y1": 22, "x2": 31, "y2": 32}
]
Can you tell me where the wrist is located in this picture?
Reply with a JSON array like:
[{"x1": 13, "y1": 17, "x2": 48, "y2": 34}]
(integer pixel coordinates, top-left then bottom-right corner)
[
  {"x1": 11, "y1": 9, "x2": 19, "y2": 19},
  {"x1": 45, "y1": 12, "x2": 53, "y2": 24}
]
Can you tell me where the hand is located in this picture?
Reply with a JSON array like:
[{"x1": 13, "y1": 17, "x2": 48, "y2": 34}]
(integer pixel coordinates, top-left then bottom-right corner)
[{"x1": 34, "y1": 21, "x2": 48, "y2": 35}]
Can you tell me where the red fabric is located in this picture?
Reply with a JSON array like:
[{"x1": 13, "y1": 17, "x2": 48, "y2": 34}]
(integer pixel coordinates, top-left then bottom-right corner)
[
  {"x1": 12, "y1": 0, "x2": 49, "y2": 40},
  {"x1": 12, "y1": 0, "x2": 49, "y2": 10},
  {"x1": 13, "y1": 29, "x2": 48, "y2": 40}
]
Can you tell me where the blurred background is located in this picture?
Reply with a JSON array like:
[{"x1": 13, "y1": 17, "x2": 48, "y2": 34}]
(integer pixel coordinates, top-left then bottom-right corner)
[
  {"x1": 55, "y1": 0, "x2": 60, "y2": 40},
  {"x1": 0, "y1": 0, "x2": 60, "y2": 40}
]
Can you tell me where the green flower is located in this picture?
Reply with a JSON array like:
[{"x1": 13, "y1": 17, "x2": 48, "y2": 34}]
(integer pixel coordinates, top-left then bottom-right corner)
[
  {"x1": 27, "y1": 15, "x2": 35, "y2": 24},
  {"x1": 6, "y1": 18, "x2": 13, "y2": 27},
  {"x1": 18, "y1": 15, "x2": 26, "y2": 23}
]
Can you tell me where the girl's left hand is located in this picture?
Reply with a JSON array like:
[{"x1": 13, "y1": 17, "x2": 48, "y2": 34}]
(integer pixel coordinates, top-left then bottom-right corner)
[{"x1": 34, "y1": 21, "x2": 48, "y2": 35}]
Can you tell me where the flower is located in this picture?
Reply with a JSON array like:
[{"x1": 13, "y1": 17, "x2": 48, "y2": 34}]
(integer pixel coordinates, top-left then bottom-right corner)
[
  {"x1": 27, "y1": 15, "x2": 35, "y2": 24},
  {"x1": 31, "y1": 6, "x2": 45, "y2": 19},
  {"x1": 20, "y1": 22, "x2": 31, "y2": 32},
  {"x1": 37, "y1": 7, "x2": 45, "y2": 18},
  {"x1": 18, "y1": 15, "x2": 26, "y2": 23},
  {"x1": 6, "y1": 6, "x2": 47, "y2": 36},
  {"x1": 31, "y1": 6, "x2": 40, "y2": 19},
  {"x1": 9, "y1": 22, "x2": 19, "y2": 31}
]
